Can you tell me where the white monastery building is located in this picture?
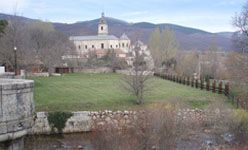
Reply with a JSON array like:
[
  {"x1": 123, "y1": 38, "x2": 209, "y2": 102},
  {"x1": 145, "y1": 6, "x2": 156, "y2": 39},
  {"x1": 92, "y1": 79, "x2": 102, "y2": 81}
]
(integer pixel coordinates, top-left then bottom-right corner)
[{"x1": 69, "y1": 13, "x2": 131, "y2": 58}]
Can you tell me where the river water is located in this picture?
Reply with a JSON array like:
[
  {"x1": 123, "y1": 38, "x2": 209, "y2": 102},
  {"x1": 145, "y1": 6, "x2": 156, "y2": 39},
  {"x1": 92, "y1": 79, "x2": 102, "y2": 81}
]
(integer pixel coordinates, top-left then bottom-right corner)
[
  {"x1": 0, "y1": 133, "x2": 94, "y2": 150},
  {"x1": 24, "y1": 133, "x2": 94, "y2": 150},
  {"x1": 0, "y1": 131, "x2": 239, "y2": 150}
]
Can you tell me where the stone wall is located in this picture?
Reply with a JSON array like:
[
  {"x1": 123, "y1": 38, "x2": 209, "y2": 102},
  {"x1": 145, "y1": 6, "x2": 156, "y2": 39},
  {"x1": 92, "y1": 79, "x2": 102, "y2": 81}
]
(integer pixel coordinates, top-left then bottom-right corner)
[
  {"x1": 0, "y1": 72, "x2": 15, "y2": 79},
  {"x1": 75, "y1": 67, "x2": 112, "y2": 73},
  {"x1": 31, "y1": 110, "x2": 139, "y2": 134},
  {"x1": 0, "y1": 79, "x2": 34, "y2": 142},
  {"x1": 31, "y1": 109, "x2": 206, "y2": 134},
  {"x1": 32, "y1": 111, "x2": 92, "y2": 134}
]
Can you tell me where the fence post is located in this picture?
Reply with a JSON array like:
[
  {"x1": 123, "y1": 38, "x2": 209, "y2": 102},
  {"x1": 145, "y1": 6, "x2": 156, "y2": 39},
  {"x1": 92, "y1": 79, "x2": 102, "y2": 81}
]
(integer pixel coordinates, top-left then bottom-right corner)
[
  {"x1": 224, "y1": 82, "x2": 229, "y2": 96},
  {"x1": 182, "y1": 77, "x2": 185, "y2": 85},
  {"x1": 187, "y1": 77, "x2": 190, "y2": 86},
  {"x1": 212, "y1": 80, "x2": 216, "y2": 93},
  {"x1": 236, "y1": 98, "x2": 239, "y2": 108},
  {"x1": 200, "y1": 79, "x2": 204, "y2": 90},
  {"x1": 191, "y1": 78, "x2": 194, "y2": 87},
  {"x1": 206, "y1": 80, "x2": 210, "y2": 91},
  {"x1": 218, "y1": 81, "x2": 222, "y2": 94},
  {"x1": 195, "y1": 79, "x2": 198, "y2": 88}
]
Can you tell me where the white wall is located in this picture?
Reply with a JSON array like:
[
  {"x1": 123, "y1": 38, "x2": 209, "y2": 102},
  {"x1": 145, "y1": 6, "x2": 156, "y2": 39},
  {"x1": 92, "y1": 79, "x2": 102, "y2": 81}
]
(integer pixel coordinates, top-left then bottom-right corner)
[
  {"x1": 0, "y1": 66, "x2": 5, "y2": 74},
  {"x1": 74, "y1": 39, "x2": 129, "y2": 53}
]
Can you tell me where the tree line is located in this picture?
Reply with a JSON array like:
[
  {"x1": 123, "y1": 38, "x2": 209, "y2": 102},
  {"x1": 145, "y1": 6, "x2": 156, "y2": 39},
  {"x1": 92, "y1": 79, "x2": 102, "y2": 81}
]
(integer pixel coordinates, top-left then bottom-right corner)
[
  {"x1": 147, "y1": 1, "x2": 248, "y2": 109},
  {"x1": 0, "y1": 16, "x2": 76, "y2": 74}
]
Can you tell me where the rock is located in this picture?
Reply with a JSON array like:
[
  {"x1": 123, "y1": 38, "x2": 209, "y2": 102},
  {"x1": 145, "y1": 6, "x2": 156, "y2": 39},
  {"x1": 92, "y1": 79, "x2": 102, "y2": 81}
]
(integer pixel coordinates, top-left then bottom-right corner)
[
  {"x1": 78, "y1": 145, "x2": 83, "y2": 149},
  {"x1": 222, "y1": 133, "x2": 235, "y2": 144},
  {"x1": 97, "y1": 122, "x2": 105, "y2": 126},
  {"x1": 124, "y1": 110, "x2": 129, "y2": 115},
  {"x1": 203, "y1": 139, "x2": 215, "y2": 148},
  {"x1": 53, "y1": 145, "x2": 58, "y2": 148},
  {"x1": 119, "y1": 119, "x2": 125, "y2": 125},
  {"x1": 125, "y1": 119, "x2": 131, "y2": 124},
  {"x1": 151, "y1": 145, "x2": 157, "y2": 149},
  {"x1": 105, "y1": 117, "x2": 111, "y2": 123},
  {"x1": 124, "y1": 115, "x2": 129, "y2": 119},
  {"x1": 204, "y1": 129, "x2": 211, "y2": 133},
  {"x1": 113, "y1": 119, "x2": 118, "y2": 124}
]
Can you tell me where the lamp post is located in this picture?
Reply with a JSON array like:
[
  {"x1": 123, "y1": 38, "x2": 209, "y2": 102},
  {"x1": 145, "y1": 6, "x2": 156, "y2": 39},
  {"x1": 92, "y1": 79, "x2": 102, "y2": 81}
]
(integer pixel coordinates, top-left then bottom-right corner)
[{"x1": 14, "y1": 46, "x2": 17, "y2": 75}]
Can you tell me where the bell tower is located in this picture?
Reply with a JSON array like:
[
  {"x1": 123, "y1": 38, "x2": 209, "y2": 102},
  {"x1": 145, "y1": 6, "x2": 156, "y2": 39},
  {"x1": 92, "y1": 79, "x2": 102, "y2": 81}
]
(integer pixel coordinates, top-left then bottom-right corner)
[{"x1": 98, "y1": 12, "x2": 108, "y2": 35}]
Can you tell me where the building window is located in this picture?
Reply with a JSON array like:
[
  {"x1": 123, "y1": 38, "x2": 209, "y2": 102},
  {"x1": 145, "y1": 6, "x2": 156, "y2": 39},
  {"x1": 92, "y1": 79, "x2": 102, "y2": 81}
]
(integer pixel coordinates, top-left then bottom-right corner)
[
  {"x1": 116, "y1": 45, "x2": 118, "y2": 48},
  {"x1": 101, "y1": 26, "x2": 103, "y2": 30},
  {"x1": 78, "y1": 45, "x2": 81, "y2": 49},
  {"x1": 110, "y1": 45, "x2": 113, "y2": 48},
  {"x1": 126, "y1": 43, "x2": 128, "y2": 47},
  {"x1": 92, "y1": 45, "x2": 94, "y2": 48},
  {"x1": 122, "y1": 43, "x2": 124, "y2": 47},
  {"x1": 101, "y1": 43, "x2": 104, "y2": 49},
  {"x1": 85, "y1": 45, "x2": 87, "y2": 49}
]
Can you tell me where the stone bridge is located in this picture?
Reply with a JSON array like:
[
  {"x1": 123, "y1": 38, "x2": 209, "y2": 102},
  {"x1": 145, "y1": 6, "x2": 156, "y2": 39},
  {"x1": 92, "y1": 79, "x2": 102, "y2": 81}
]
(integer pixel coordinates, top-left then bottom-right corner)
[{"x1": 0, "y1": 79, "x2": 34, "y2": 143}]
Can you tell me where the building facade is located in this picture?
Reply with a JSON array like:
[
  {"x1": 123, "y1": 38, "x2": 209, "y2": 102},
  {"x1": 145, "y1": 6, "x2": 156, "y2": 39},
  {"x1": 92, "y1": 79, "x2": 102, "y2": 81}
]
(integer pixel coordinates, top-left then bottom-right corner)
[{"x1": 69, "y1": 13, "x2": 131, "y2": 58}]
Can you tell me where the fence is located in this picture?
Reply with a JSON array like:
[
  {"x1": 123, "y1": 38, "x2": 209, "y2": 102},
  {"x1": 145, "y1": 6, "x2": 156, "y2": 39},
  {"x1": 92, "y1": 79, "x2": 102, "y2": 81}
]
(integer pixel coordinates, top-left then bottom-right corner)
[
  {"x1": 55, "y1": 67, "x2": 74, "y2": 74},
  {"x1": 154, "y1": 73, "x2": 241, "y2": 108}
]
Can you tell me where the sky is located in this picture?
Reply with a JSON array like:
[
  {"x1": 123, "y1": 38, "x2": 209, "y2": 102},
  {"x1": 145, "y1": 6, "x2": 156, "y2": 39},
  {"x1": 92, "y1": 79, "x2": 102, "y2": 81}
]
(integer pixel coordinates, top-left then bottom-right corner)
[{"x1": 0, "y1": 0, "x2": 246, "y2": 33}]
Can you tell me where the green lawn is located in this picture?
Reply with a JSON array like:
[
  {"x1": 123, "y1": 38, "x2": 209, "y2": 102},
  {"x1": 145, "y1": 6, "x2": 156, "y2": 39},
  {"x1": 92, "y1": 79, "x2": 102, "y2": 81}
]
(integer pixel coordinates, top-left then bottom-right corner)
[{"x1": 30, "y1": 73, "x2": 228, "y2": 112}]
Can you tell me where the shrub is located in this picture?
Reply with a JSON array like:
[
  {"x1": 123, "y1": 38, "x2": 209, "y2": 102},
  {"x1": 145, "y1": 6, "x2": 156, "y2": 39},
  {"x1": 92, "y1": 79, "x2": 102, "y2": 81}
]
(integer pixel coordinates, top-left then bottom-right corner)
[
  {"x1": 92, "y1": 103, "x2": 188, "y2": 150},
  {"x1": 229, "y1": 110, "x2": 248, "y2": 143},
  {"x1": 48, "y1": 111, "x2": 73, "y2": 133}
]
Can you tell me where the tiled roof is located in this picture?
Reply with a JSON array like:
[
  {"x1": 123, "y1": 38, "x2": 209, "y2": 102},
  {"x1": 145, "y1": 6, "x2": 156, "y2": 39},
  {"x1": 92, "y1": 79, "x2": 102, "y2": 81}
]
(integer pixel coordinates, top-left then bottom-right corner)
[
  {"x1": 135, "y1": 40, "x2": 144, "y2": 46},
  {"x1": 120, "y1": 33, "x2": 129, "y2": 40},
  {"x1": 69, "y1": 35, "x2": 119, "y2": 41}
]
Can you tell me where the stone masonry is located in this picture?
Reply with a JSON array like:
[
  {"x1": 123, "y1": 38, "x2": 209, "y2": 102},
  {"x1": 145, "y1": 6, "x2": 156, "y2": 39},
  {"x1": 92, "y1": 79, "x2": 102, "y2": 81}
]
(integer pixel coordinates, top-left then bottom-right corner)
[{"x1": 0, "y1": 79, "x2": 34, "y2": 142}]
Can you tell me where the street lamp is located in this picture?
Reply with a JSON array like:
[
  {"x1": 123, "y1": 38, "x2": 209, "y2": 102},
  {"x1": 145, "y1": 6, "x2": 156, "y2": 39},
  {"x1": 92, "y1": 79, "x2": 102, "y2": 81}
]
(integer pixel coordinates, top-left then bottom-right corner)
[{"x1": 14, "y1": 46, "x2": 17, "y2": 75}]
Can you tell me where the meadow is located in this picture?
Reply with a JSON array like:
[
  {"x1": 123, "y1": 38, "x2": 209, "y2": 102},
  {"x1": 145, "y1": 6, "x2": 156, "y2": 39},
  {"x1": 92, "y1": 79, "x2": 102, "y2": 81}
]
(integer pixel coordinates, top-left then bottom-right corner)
[{"x1": 31, "y1": 73, "x2": 228, "y2": 112}]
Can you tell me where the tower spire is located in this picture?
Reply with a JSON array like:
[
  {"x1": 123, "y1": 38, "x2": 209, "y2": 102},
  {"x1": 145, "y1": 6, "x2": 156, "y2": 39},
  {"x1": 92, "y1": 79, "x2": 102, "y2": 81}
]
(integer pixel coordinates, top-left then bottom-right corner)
[
  {"x1": 99, "y1": 12, "x2": 106, "y2": 24},
  {"x1": 98, "y1": 12, "x2": 108, "y2": 35}
]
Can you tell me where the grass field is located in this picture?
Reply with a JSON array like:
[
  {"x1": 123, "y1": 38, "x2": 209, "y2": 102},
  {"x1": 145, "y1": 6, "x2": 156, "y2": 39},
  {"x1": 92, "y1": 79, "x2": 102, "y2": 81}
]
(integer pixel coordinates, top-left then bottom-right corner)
[{"x1": 30, "y1": 73, "x2": 229, "y2": 112}]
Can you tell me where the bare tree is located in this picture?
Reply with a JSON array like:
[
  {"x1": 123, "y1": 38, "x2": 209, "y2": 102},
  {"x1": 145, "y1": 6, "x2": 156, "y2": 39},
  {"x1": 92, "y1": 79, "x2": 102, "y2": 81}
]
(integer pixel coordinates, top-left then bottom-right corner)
[
  {"x1": 148, "y1": 27, "x2": 161, "y2": 69},
  {"x1": 0, "y1": 20, "x2": 8, "y2": 36},
  {"x1": 233, "y1": 1, "x2": 248, "y2": 53},
  {"x1": 201, "y1": 42, "x2": 219, "y2": 79},
  {"x1": 149, "y1": 28, "x2": 179, "y2": 72},
  {"x1": 230, "y1": 1, "x2": 248, "y2": 109},
  {"x1": 86, "y1": 50, "x2": 98, "y2": 68},
  {"x1": 176, "y1": 51, "x2": 199, "y2": 77},
  {"x1": 101, "y1": 49, "x2": 128, "y2": 72},
  {"x1": 29, "y1": 21, "x2": 73, "y2": 74},
  {"x1": 122, "y1": 42, "x2": 151, "y2": 104},
  {"x1": 0, "y1": 16, "x2": 32, "y2": 71},
  {"x1": 0, "y1": 15, "x2": 75, "y2": 74}
]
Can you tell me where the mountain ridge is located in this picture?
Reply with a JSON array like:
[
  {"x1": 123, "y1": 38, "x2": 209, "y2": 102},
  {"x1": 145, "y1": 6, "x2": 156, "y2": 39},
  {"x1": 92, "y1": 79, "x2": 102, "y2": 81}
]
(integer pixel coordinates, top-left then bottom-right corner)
[{"x1": 0, "y1": 13, "x2": 233, "y2": 51}]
